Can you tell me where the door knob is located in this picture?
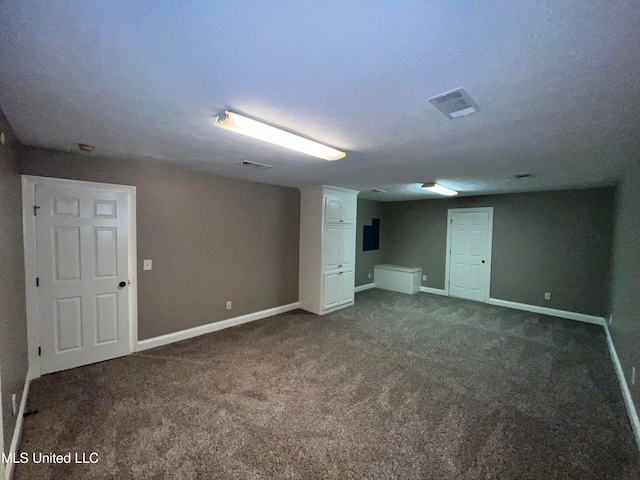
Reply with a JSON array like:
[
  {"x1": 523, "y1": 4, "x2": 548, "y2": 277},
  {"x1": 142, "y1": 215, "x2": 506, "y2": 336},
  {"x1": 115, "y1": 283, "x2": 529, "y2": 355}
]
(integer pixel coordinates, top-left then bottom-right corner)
[{"x1": 118, "y1": 281, "x2": 127, "y2": 288}]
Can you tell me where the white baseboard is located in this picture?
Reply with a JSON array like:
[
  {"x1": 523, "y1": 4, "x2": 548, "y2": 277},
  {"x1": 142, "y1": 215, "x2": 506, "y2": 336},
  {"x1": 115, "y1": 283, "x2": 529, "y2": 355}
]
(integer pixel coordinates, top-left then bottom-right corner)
[
  {"x1": 487, "y1": 299, "x2": 639, "y2": 449},
  {"x1": 136, "y1": 302, "x2": 300, "y2": 352},
  {"x1": 4, "y1": 369, "x2": 32, "y2": 480},
  {"x1": 604, "y1": 324, "x2": 640, "y2": 451},
  {"x1": 487, "y1": 298, "x2": 607, "y2": 326},
  {"x1": 355, "y1": 283, "x2": 375, "y2": 293},
  {"x1": 420, "y1": 287, "x2": 448, "y2": 296}
]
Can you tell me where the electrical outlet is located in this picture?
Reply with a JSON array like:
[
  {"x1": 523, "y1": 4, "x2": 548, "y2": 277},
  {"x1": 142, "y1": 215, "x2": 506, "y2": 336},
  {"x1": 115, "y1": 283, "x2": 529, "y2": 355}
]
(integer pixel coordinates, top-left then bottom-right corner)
[
  {"x1": 632, "y1": 367, "x2": 636, "y2": 386},
  {"x1": 12, "y1": 393, "x2": 17, "y2": 416},
  {"x1": 368, "y1": 272, "x2": 371, "y2": 279},
  {"x1": 226, "y1": 301, "x2": 232, "y2": 310},
  {"x1": 143, "y1": 259, "x2": 152, "y2": 271},
  {"x1": 544, "y1": 293, "x2": 551, "y2": 300},
  {"x1": 422, "y1": 275, "x2": 427, "y2": 281}
]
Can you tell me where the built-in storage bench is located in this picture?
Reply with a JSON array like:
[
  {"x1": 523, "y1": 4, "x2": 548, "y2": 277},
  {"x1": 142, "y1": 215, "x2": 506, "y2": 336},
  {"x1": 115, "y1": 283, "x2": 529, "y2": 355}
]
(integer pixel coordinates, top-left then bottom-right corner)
[{"x1": 374, "y1": 264, "x2": 422, "y2": 294}]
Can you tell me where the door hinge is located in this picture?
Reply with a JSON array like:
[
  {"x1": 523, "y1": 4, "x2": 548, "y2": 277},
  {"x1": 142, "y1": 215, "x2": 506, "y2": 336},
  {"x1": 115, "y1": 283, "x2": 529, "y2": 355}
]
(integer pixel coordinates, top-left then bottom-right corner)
[
  {"x1": 33, "y1": 205, "x2": 41, "y2": 216},
  {"x1": 38, "y1": 347, "x2": 41, "y2": 356},
  {"x1": 36, "y1": 277, "x2": 39, "y2": 287}
]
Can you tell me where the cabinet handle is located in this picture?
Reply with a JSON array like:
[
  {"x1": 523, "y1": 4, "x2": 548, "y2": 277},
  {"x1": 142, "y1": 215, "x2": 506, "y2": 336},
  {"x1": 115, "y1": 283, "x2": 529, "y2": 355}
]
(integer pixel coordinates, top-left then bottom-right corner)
[
  {"x1": 339, "y1": 272, "x2": 343, "y2": 275},
  {"x1": 340, "y1": 219, "x2": 344, "y2": 222},
  {"x1": 338, "y1": 264, "x2": 343, "y2": 268}
]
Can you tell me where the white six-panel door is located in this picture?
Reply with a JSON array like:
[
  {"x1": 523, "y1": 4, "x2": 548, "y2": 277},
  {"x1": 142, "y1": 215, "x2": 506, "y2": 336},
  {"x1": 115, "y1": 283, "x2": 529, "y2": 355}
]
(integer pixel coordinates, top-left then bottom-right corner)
[
  {"x1": 448, "y1": 209, "x2": 492, "y2": 302},
  {"x1": 35, "y1": 183, "x2": 131, "y2": 374}
]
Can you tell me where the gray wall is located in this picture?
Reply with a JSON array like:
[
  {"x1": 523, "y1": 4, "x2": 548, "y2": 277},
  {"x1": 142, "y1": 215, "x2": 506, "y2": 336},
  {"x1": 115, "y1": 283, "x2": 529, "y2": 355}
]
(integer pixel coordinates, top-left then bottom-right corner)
[
  {"x1": 609, "y1": 163, "x2": 640, "y2": 407},
  {"x1": 0, "y1": 109, "x2": 28, "y2": 454},
  {"x1": 355, "y1": 199, "x2": 385, "y2": 287},
  {"x1": 20, "y1": 146, "x2": 300, "y2": 340},
  {"x1": 381, "y1": 188, "x2": 615, "y2": 316}
]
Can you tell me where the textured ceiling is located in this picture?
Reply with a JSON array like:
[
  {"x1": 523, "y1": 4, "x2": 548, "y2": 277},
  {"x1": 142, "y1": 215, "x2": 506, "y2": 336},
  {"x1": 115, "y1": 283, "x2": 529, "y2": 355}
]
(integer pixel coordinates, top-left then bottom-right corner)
[{"x1": 1, "y1": 1, "x2": 639, "y2": 201}]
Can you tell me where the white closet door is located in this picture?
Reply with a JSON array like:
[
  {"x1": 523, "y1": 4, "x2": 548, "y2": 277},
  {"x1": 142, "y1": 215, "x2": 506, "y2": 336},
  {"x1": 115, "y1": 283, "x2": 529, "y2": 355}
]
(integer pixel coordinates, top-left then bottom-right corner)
[
  {"x1": 36, "y1": 184, "x2": 130, "y2": 374},
  {"x1": 449, "y1": 211, "x2": 490, "y2": 302}
]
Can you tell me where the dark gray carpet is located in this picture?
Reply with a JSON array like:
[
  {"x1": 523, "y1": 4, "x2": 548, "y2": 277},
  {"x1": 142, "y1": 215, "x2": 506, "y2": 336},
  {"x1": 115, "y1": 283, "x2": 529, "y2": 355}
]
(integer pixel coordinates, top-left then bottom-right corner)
[{"x1": 16, "y1": 289, "x2": 640, "y2": 479}]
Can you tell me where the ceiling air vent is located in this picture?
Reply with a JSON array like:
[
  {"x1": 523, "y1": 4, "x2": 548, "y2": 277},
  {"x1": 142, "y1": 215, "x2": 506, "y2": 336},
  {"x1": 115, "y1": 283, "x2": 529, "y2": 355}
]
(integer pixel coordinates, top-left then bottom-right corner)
[
  {"x1": 428, "y1": 88, "x2": 480, "y2": 119},
  {"x1": 239, "y1": 160, "x2": 273, "y2": 169}
]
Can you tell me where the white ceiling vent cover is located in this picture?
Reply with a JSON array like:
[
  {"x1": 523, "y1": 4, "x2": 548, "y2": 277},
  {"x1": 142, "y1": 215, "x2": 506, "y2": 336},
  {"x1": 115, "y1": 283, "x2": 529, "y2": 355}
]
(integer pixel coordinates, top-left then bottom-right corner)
[{"x1": 428, "y1": 88, "x2": 480, "y2": 119}]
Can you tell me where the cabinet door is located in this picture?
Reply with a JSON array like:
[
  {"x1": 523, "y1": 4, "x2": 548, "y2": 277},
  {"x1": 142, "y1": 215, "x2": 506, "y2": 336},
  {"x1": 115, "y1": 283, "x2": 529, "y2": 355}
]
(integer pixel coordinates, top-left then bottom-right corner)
[
  {"x1": 323, "y1": 272, "x2": 341, "y2": 310},
  {"x1": 324, "y1": 196, "x2": 342, "y2": 223},
  {"x1": 342, "y1": 198, "x2": 356, "y2": 224},
  {"x1": 323, "y1": 225, "x2": 341, "y2": 270},
  {"x1": 339, "y1": 271, "x2": 355, "y2": 305},
  {"x1": 340, "y1": 225, "x2": 355, "y2": 269}
]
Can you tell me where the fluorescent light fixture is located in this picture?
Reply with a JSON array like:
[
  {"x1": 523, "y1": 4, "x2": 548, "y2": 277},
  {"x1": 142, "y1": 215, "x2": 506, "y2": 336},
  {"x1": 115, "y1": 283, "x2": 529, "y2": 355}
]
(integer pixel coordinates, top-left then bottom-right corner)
[
  {"x1": 421, "y1": 182, "x2": 458, "y2": 196},
  {"x1": 214, "y1": 111, "x2": 346, "y2": 161}
]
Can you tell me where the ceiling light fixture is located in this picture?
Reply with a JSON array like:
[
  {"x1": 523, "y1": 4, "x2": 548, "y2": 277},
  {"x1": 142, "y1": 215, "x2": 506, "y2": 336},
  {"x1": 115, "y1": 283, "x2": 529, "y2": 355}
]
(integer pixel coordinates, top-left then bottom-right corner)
[
  {"x1": 421, "y1": 182, "x2": 458, "y2": 196},
  {"x1": 214, "y1": 111, "x2": 346, "y2": 161}
]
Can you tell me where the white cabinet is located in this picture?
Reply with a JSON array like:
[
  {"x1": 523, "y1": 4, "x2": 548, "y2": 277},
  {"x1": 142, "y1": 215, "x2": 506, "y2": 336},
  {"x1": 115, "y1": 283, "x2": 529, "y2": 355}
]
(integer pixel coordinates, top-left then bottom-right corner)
[
  {"x1": 341, "y1": 199, "x2": 356, "y2": 224},
  {"x1": 340, "y1": 226, "x2": 355, "y2": 269},
  {"x1": 324, "y1": 195, "x2": 356, "y2": 224},
  {"x1": 300, "y1": 186, "x2": 358, "y2": 315},
  {"x1": 322, "y1": 272, "x2": 341, "y2": 310},
  {"x1": 339, "y1": 270, "x2": 355, "y2": 305},
  {"x1": 323, "y1": 225, "x2": 341, "y2": 270},
  {"x1": 322, "y1": 270, "x2": 354, "y2": 310},
  {"x1": 324, "y1": 197, "x2": 342, "y2": 223},
  {"x1": 322, "y1": 224, "x2": 354, "y2": 271}
]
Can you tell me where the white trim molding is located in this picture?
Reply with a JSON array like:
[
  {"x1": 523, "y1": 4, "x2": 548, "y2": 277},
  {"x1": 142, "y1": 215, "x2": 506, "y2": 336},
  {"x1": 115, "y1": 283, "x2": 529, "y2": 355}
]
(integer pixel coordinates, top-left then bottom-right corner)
[
  {"x1": 22, "y1": 176, "x2": 138, "y2": 379},
  {"x1": 4, "y1": 369, "x2": 33, "y2": 480},
  {"x1": 420, "y1": 287, "x2": 448, "y2": 296},
  {"x1": 604, "y1": 325, "x2": 640, "y2": 451},
  {"x1": 355, "y1": 283, "x2": 375, "y2": 293},
  {"x1": 487, "y1": 298, "x2": 606, "y2": 326},
  {"x1": 137, "y1": 302, "x2": 300, "y2": 352}
]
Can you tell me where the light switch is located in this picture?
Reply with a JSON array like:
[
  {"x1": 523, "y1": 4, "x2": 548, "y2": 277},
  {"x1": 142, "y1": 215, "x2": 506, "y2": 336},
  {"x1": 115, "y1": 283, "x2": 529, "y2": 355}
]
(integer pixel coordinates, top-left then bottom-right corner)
[{"x1": 143, "y1": 259, "x2": 152, "y2": 271}]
